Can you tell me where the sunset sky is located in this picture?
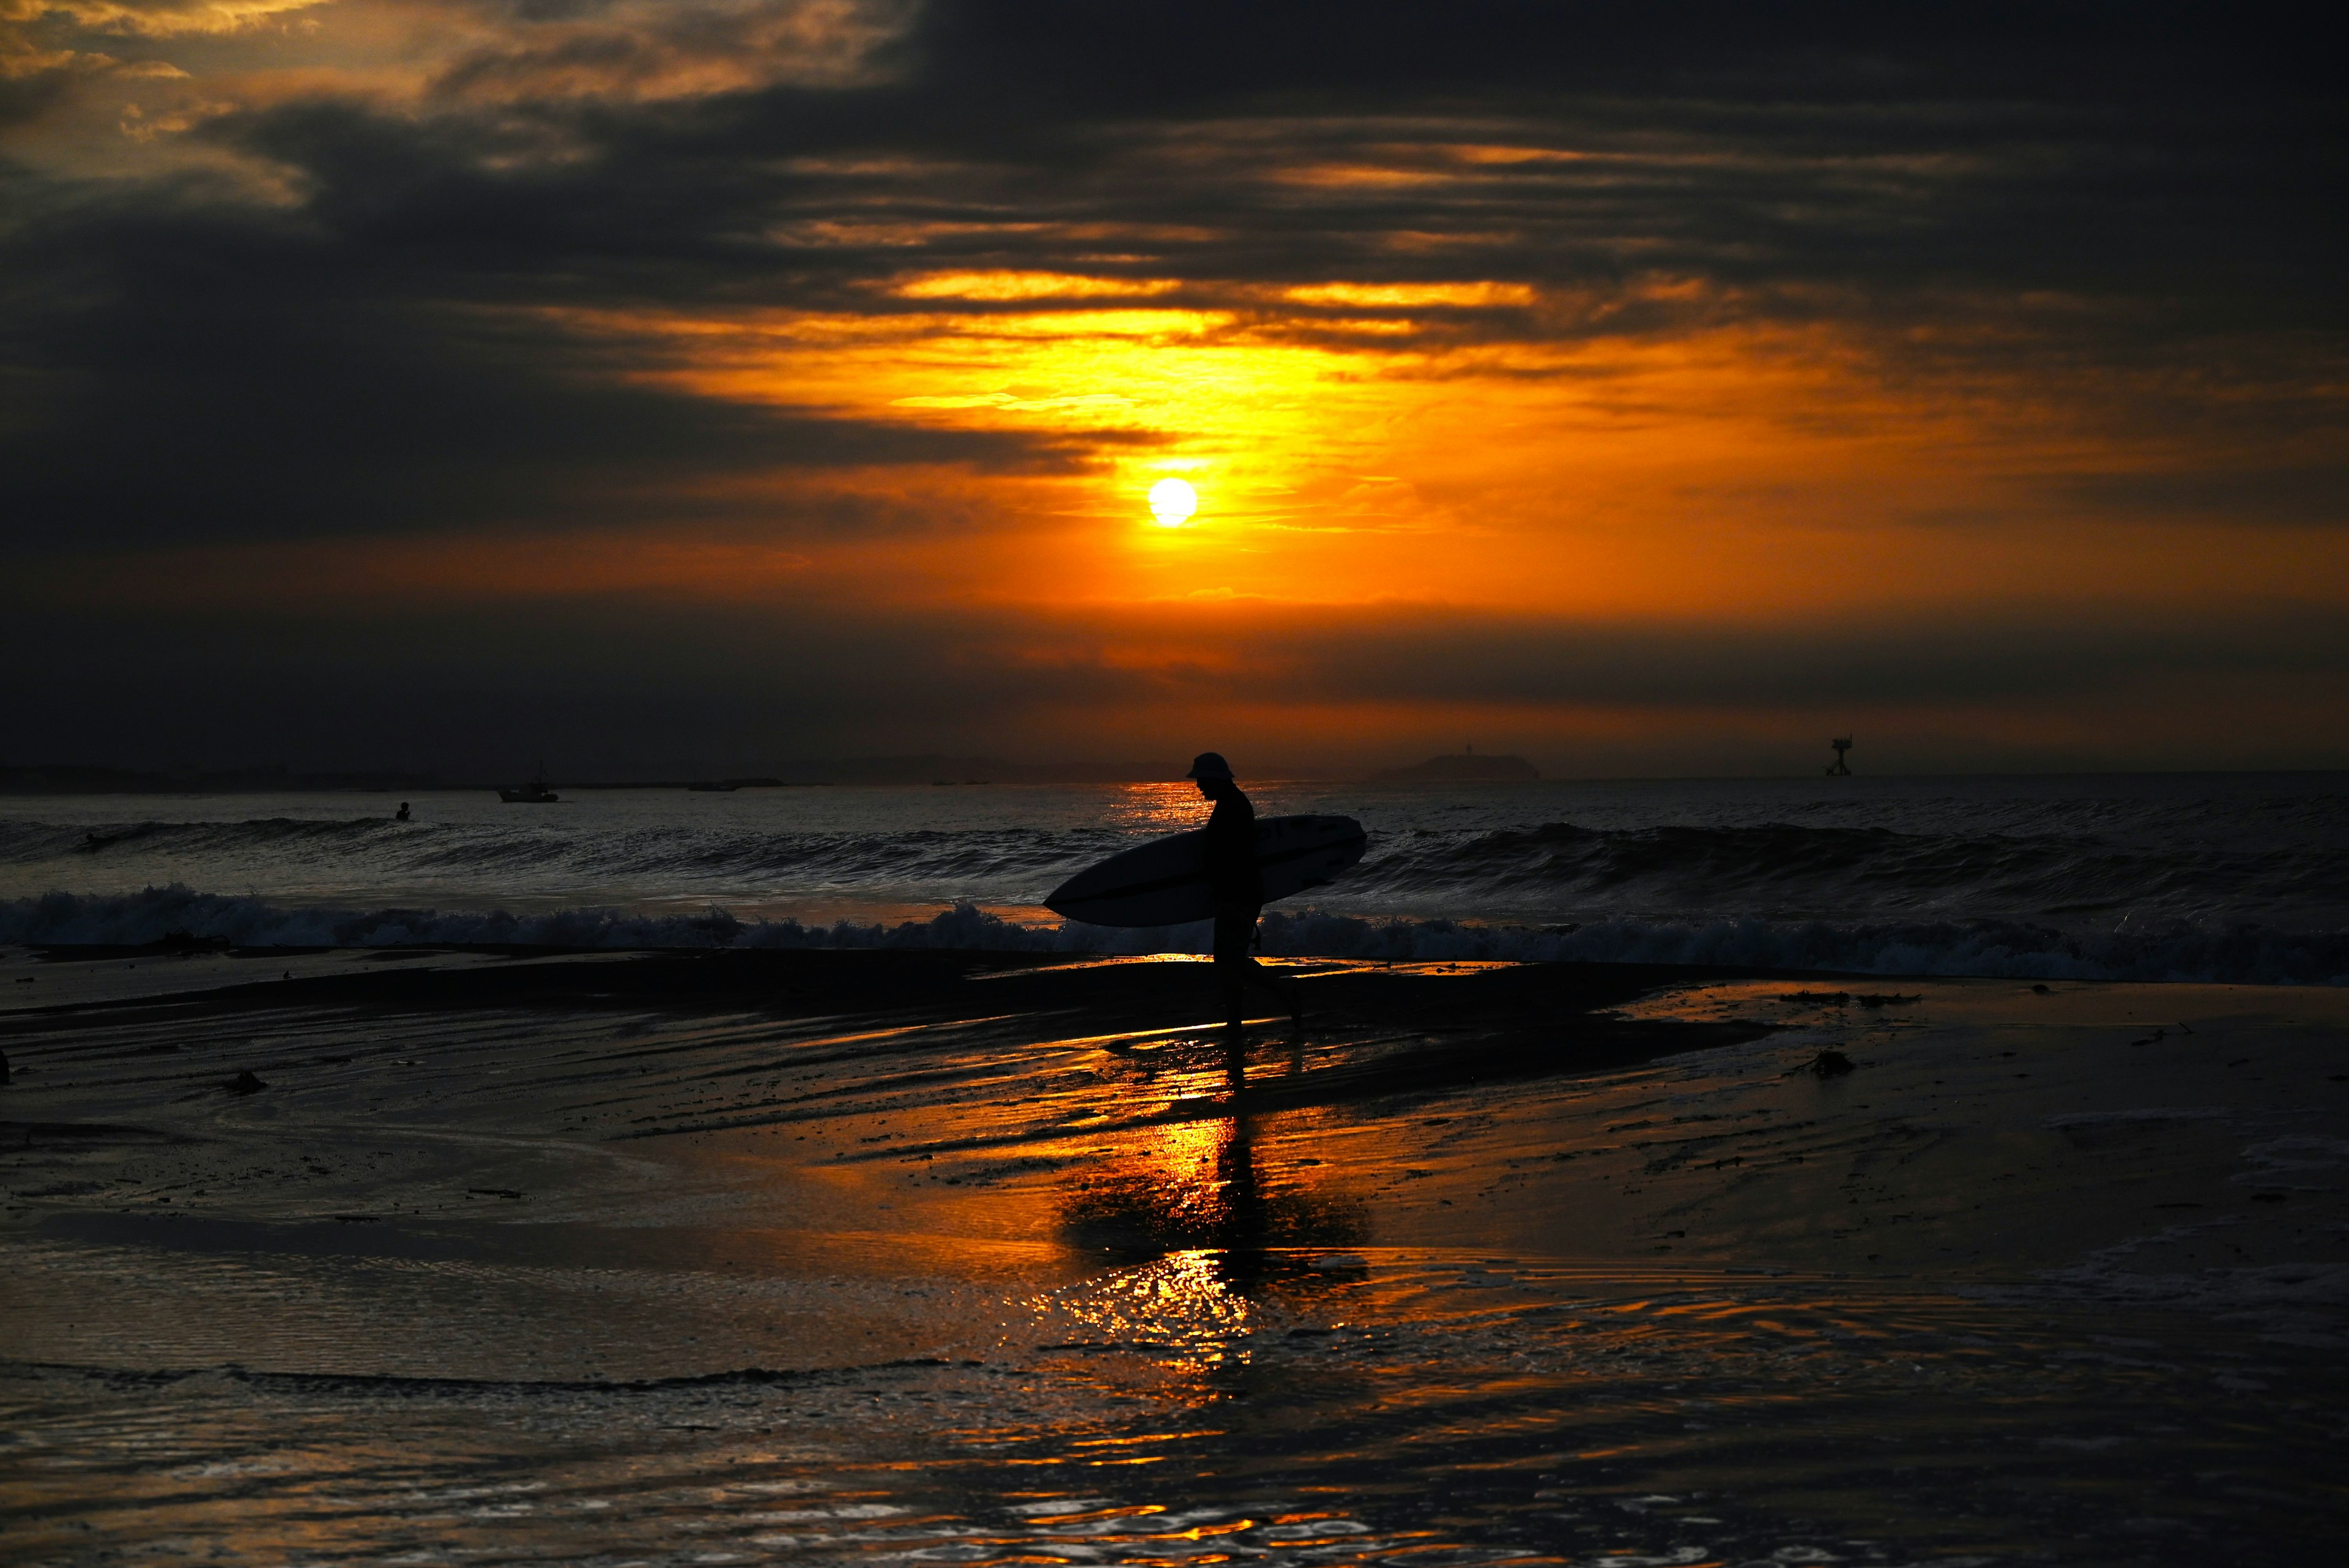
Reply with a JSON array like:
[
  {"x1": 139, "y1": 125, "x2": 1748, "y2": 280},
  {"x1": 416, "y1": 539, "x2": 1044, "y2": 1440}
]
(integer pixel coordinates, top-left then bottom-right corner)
[{"x1": 4, "y1": 1, "x2": 2342, "y2": 777}]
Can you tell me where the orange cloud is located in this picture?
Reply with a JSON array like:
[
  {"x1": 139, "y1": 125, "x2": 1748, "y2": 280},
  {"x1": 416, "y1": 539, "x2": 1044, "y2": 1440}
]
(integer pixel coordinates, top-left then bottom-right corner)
[{"x1": 493, "y1": 289, "x2": 2323, "y2": 629}]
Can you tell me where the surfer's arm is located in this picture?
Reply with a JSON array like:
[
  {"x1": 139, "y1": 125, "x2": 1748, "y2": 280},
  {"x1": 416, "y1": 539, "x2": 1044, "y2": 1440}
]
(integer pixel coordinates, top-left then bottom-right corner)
[{"x1": 1201, "y1": 799, "x2": 1264, "y2": 906}]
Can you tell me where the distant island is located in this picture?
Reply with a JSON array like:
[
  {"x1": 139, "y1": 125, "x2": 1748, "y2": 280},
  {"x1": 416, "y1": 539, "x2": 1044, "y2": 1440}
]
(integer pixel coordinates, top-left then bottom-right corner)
[{"x1": 1370, "y1": 751, "x2": 1540, "y2": 783}]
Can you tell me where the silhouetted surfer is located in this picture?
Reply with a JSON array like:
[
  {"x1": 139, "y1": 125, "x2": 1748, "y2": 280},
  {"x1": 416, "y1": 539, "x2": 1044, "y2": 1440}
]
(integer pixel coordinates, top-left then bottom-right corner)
[
  {"x1": 1189, "y1": 752, "x2": 1302, "y2": 1055},
  {"x1": 394, "y1": 802, "x2": 411, "y2": 822}
]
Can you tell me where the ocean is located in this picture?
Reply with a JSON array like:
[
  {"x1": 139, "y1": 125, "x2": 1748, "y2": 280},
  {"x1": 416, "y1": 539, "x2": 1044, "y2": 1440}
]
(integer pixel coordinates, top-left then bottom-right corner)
[
  {"x1": 7, "y1": 774, "x2": 2348, "y2": 1564},
  {"x1": 4, "y1": 771, "x2": 2345, "y2": 981}
]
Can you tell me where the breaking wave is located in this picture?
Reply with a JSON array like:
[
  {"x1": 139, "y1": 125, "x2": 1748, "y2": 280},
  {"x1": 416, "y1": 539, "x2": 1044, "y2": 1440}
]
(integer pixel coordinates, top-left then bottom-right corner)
[
  {"x1": 11, "y1": 809, "x2": 2349, "y2": 932},
  {"x1": 6, "y1": 885, "x2": 2343, "y2": 986},
  {"x1": 0, "y1": 817, "x2": 1106, "y2": 887}
]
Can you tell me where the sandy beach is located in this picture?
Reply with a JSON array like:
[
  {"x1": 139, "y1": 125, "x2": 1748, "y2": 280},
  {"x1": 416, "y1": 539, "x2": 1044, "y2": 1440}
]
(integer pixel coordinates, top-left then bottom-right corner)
[
  {"x1": 2, "y1": 943, "x2": 2343, "y2": 1564},
  {"x1": 10, "y1": 0, "x2": 2343, "y2": 1555}
]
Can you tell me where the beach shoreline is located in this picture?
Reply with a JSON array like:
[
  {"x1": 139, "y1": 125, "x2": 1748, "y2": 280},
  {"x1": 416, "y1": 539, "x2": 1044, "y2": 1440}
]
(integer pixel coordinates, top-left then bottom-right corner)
[{"x1": 4, "y1": 944, "x2": 2345, "y2": 1562}]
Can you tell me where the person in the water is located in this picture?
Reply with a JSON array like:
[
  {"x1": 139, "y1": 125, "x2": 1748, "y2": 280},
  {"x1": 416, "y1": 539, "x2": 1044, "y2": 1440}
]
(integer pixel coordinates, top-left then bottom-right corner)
[{"x1": 1189, "y1": 751, "x2": 1303, "y2": 1039}]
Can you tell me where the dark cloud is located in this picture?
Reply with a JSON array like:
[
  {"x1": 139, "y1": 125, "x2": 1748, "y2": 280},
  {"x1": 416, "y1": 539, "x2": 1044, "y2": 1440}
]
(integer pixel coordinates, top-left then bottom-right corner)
[
  {"x1": 0, "y1": 64, "x2": 73, "y2": 128},
  {"x1": 0, "y1": 152, "x2": 1091, "y2": 552},
  {"x1": 152, "y1": 0, "x2": 2334, "y2": 412},
  {"x1": 867, "y1": 1, "x2": 2328, "y2": 133},
  {"x1": 730, "y1": 2, "x2": 2346, "y2": 313},
  {"x1": 2050, "y1": 463, "x2": 2349, "y2": 527},
  {"x1": 868, "y1": 600, "x2": 2348, "y2": 721},
  {"x1": 1, "y1": 0, "x2": 2342, "y2": 770}
]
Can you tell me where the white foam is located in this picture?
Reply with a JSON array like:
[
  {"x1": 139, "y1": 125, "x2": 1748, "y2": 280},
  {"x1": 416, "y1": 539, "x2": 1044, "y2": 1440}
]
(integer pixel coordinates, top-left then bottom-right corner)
[{"x1": 2, "y1": 884, "x2": 2344, "y2": 984}]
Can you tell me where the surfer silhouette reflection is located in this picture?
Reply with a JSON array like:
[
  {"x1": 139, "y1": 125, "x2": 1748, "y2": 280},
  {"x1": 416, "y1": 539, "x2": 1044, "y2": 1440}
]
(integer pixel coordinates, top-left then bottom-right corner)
[
  {"x1": 1058, "y1": 1113, "x2": 1364, "y2": 1294},
  {"x1": 1189, "y1": 752, "x2": 1304, "y2": 1055}
]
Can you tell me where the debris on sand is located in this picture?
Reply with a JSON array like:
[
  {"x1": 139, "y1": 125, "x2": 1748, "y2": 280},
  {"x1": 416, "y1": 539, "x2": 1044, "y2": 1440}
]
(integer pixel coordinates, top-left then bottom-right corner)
[
  {"x1": 225, "y1": 1069, "x2": 267, "y2": 1095},
  {"x1": 152, "y1": 931, "x2": 234, "y2": 955},
  {"x1": 1776, "y1": 990, "x2": 1915, "y2": 1012},
  {"x1": 1791, "y1": 1048, "x2": 1858, "y2": 1077}
]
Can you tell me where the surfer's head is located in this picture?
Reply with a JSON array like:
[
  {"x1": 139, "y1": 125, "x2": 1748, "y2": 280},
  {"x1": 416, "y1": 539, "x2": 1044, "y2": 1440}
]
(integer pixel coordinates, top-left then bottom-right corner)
[{"x1": 1187, "y1": 751, "x2": 1238, "y2": 800}]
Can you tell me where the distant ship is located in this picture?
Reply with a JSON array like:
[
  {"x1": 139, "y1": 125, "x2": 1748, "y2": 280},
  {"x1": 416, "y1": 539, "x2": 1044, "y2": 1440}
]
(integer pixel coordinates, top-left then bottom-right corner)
[{"x1": 499, "y1": 764, "x2": 560, "y2": 803}]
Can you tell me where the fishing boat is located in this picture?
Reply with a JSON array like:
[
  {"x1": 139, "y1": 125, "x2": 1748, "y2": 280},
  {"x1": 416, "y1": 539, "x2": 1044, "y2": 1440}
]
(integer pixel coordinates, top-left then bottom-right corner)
[{"x1": 499, "y1": 763, "x2": 560, "y2": 803}]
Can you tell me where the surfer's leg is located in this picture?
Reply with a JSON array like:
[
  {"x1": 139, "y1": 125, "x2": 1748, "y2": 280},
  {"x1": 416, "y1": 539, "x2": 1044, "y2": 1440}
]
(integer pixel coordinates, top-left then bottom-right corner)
[
  {"x1": 1247, "y1": 964, "x2": 1302, "y2": 1033},
  {"x1": 1216, "y1": 905, "x2": 1301, "y2": 1039},
  {"x1": 1242, "y1": 913, "x2": 1304, "y2": 1031},
  {"x1": 1212, "y1": 907, "x2": 1254, "y2": 1031}
]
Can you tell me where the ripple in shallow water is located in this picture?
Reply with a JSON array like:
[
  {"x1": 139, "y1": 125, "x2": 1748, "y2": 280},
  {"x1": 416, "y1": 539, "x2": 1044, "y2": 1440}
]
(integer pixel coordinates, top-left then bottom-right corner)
[{"x1": 6, "y1": 1257, "x2": 2343, "y2": 1566}]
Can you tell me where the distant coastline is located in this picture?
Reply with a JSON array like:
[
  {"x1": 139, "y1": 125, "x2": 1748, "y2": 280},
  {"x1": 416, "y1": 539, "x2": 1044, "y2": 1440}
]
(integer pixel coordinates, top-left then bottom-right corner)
[{"x1": 1369, "y1": 752, "x2": 1541, "y2": 784}]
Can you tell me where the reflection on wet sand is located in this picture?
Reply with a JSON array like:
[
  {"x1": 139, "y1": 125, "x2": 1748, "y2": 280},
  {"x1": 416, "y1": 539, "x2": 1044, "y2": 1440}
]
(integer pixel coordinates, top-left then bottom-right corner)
[
  {"x1": 4, "y1": 948, "x2": 2347, "y2": 1563},
  {"x1": 1059, "y1": 1113, "x2": 1367, "y2": 1327}
]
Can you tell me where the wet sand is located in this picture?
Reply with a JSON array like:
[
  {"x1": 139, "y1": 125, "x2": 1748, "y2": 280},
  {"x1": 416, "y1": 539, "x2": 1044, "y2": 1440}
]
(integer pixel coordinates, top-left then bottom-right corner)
[{"x1": 3, "y1": 944, "x2": 2345, "y2": 1564}]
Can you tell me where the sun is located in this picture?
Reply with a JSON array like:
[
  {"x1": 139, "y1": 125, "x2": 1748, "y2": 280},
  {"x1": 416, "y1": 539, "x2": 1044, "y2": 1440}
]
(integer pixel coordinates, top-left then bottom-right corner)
[{"x1": 1148, "y1": 477, "x2": 1198, "y2": 526}]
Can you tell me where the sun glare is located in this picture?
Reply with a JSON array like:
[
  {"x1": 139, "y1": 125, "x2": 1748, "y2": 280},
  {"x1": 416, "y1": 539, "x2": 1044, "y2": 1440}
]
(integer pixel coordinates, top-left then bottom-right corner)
[{"x1": 1149, "y1": 477, "x2": 1198, "y2": 526}]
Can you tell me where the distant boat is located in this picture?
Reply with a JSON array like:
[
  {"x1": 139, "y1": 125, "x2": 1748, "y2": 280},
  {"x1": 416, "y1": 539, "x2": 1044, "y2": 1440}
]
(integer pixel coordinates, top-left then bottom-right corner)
[{"x1": 499, "y1": 763, "x2": 560, "y2": 803}]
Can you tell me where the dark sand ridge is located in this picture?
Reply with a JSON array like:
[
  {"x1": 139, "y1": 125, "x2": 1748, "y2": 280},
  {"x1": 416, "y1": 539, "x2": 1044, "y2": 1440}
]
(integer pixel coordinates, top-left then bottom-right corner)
[{"x1": 3, "y1": 944, "x2": 2346, "y2": 1564}]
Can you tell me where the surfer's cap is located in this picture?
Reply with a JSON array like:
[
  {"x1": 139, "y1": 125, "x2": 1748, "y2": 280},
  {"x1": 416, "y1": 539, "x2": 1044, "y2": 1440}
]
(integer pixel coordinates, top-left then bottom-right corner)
[{"x1": 1185, "y1": 751, "x2": 1235, "y2": 780}]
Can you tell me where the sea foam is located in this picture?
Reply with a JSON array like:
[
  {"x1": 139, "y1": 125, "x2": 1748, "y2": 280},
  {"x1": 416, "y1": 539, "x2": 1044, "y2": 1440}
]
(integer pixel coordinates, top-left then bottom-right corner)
[{"x1": 5, "y1": 885, "x2": 2343, "y2": 984}]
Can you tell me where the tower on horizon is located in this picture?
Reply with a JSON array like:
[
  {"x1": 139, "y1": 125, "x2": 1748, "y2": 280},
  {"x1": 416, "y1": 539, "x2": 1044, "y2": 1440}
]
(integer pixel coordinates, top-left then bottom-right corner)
[{"x1": 1826, "y1": 736, "x2": 1854, "y2": 776}]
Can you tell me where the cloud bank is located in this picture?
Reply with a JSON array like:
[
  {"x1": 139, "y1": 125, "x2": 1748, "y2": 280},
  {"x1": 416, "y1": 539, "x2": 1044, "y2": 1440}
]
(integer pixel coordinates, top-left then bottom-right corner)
[{"x1": 2, "y1": 1, "x2": 2341, "y2": 771}]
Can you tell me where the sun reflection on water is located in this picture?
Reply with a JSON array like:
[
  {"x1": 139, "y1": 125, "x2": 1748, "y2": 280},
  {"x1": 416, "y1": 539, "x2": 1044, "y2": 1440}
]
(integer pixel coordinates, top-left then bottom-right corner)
[
  {"x1": 1041, "y1": 1112, "x2": 1369, "y2": 1386},
  {"x1": 1048, "y1": 1249, "x2": 1256, "y2": 1366}
]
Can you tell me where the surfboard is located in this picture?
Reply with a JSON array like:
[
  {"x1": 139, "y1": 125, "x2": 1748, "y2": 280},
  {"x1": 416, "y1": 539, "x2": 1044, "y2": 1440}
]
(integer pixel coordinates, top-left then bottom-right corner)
[{"x1": 1045, "y1": 815, "x2": 1368, "y2": 927}]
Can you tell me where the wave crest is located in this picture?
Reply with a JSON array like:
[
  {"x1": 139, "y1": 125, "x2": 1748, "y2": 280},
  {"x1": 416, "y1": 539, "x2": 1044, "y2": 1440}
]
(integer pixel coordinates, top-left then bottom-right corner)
[{"x1": 4, "y1": 885, "x2": 2342, "y2": 985}]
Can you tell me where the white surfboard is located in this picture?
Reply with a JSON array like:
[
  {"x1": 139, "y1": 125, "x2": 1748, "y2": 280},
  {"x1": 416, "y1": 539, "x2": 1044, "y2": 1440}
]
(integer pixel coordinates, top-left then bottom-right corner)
[{"x1": 1045, "y1": 815, "x2": 1368, "y2": 927}]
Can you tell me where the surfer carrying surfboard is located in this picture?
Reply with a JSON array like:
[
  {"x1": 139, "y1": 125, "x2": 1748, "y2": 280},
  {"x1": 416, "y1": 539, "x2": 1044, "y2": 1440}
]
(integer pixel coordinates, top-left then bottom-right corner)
[{"x1": 1189, "y1": 751, "x2": 1304, "y2": 1039}]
